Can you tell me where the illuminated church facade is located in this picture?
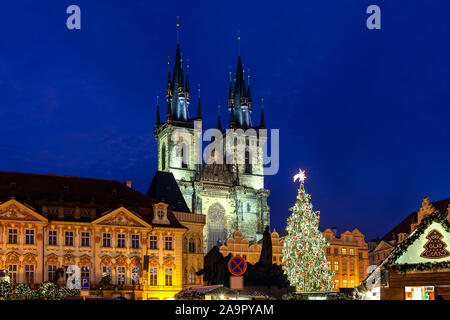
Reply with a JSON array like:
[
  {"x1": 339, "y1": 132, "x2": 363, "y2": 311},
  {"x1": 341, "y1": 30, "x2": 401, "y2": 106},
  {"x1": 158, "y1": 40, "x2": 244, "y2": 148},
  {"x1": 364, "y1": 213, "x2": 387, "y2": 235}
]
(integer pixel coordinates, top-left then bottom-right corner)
[{"x1": 154, "y1": 38, "x2": 270, "y2": 252}]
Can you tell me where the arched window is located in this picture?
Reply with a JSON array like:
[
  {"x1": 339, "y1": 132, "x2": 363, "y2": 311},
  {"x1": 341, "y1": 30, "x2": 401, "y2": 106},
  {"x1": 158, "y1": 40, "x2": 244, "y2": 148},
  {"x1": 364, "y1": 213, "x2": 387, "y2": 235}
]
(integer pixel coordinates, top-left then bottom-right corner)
[
  {"x1": 161, "y1": 144, "x2": 166, "y2": 170},
  {"x1": 207, "y1": 203, "x2": 226, "y2": 251},
  {"x1": 189, "y1": 238, "x2": 195, "y2": 253},
  {"x1": 245, "y1": 151, "x2": 252, "y2": 174},
  {"x1": 189, "y1": 270, "x2": 196, "y2": 284},
  {"x1": 181, "y1": 147, "x2": 188, "y2": 169}
]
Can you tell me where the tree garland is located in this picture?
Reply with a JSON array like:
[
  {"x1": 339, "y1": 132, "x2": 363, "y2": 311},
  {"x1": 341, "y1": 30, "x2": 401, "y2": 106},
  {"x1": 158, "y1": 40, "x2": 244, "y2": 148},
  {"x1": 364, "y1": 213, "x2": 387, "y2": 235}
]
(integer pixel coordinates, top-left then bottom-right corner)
[
  {"x1": 0, "y1": 280, "x2": 12, "y2": 300},
  {"x1": 38, "y1": 282, "x2": 62, "y2": 300},
  {"x1": 385, "y1": 211, "x2": 450, "y2": 274},
  {"x1": 13, "y1": 283, "x2": 37, "y2": 300},
  {"x1": 175, "y1": 288, "x2": 205, "y2": 300}
]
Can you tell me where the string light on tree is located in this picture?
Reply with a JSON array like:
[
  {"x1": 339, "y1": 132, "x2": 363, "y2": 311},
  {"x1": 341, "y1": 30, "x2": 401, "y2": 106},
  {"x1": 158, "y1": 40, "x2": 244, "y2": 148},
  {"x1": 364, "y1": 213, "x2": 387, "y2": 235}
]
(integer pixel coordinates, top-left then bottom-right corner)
[{"x1": 282, "y1": 169, "x2": 335, "y2": 293}]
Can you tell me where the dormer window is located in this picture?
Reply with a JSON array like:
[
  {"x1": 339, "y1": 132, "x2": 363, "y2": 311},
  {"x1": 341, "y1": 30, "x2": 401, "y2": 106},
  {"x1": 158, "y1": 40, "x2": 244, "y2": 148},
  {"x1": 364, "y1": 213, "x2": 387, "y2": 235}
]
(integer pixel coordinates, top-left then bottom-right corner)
[
  {"x1": 112, "y1": 188, "x2": 117, "y2": 197},
  {"x1": 9, "y1": 182, "x2": 16, "y2": 190},
  {"x1": 63, "y1": 185, "x2": 70, "y2": 192},
  {"x1": 152, "y1": 203, "x2": 170, "y2": 225}
]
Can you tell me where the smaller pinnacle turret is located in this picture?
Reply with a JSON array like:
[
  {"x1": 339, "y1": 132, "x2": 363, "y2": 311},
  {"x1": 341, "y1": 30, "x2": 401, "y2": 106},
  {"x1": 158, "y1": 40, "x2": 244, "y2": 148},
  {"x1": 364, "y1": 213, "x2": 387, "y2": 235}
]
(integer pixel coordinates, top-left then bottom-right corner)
[
  {"x1": 197, "y1": 86, "x2": 202, "y2": 119},
  {"x1": 260, "y1": 98, "x2": 265, "y2": 128},
  {"x1": 155, "y1": 96, "x2": 161, "y2": 127},
  {"x1": 217, "y1": 105, "x2": 222, "y2": 131}
]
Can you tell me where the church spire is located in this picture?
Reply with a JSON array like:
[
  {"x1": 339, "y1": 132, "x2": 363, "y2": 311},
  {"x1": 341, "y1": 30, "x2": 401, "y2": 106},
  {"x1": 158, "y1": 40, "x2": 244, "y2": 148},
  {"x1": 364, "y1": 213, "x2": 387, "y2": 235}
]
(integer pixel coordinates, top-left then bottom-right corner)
[
  {"x1": 155, "y1": 95, "x2": 161, "y2": 127},
  {"x1": 197, "y1": 85, "x2": 202, "y2": 119},
  {"x1": 167, "y1": 19, "x2": 189, "y2": 122},
  {"x1": 228, "y1": 34, "x2": 253, "y2": 129},
  {"x1": 228, "y1": 71, "x2": 234, "y2": 108},
  {"x1": 217, "y1": 105, "x2": 222, "y2": 131},
  {"x1": 260, "y1": 97, "x2": 266, "y2": 128},
  {"x1": 247, "y1": 73, "x2": 252, "y2": 109}
]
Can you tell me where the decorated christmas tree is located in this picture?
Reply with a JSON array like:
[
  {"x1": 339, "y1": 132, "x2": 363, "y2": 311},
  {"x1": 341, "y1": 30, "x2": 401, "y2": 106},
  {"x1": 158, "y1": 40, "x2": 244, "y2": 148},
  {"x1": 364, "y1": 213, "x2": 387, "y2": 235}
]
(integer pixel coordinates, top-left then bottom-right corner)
[
  {"x1": 420, "y1": 229, "x2": 450, "y2": 259},
  {"x1": 282, "y1": 169, "x2": 334, "y2": 292}
]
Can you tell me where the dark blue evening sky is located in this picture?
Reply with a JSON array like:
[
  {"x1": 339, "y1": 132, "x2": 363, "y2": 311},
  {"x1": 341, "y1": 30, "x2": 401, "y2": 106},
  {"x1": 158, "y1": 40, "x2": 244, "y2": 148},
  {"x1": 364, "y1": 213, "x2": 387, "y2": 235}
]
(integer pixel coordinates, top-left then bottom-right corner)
[{"x1": 0, "y1": 1, "x2": 449, "y2": 240}]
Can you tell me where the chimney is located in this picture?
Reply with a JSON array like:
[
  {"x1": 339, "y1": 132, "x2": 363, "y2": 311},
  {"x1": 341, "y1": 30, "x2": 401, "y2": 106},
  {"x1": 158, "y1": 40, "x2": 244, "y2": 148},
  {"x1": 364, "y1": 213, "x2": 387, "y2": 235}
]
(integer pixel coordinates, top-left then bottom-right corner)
[{"x1": 125, "y1": 181, "x2": 132, "y2": 188}]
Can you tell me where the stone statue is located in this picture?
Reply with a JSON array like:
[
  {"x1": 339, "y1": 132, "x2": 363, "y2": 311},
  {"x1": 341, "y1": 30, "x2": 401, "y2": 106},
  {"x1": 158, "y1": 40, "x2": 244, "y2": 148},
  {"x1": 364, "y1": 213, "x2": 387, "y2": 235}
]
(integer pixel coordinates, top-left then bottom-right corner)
[{"x1": 259, "y1": 225, "x2": 273, "y2": 265}]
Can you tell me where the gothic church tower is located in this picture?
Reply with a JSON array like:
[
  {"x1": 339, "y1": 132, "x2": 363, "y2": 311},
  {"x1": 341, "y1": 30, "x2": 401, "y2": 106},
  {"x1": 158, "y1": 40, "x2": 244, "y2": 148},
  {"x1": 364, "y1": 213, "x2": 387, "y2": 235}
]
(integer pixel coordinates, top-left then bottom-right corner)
[{"x1": 154, "y1": 33, "x2": 270, "y2": 253}]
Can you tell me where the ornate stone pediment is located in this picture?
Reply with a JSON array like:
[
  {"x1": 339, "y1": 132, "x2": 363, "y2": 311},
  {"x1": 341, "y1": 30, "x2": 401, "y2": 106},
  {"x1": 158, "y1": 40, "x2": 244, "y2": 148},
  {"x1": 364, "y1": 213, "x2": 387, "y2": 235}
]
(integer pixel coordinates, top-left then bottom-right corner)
[
  {"x1": 79, "y1": 255, "x2": 92, "y2": 266},
  {"x1": 93, "y1": 207, "x2": 151, "y2": 229},
  {"x1": 101, "y1": 255, "x2": 113, "y2": 266},
  {"x1": 46, "y1": 253, "x2": 59, "y2": 265},
  {"x1": 23, "y1": 253, "x2": 37, "y2": 264},
  {"x1": 63, "y1": 253, "x2": 75, "y2": 265},
  {"x1": 115, "y1": 255, "x2": 128, "y2": 266},
  {"x1": 0, "y1": 200, "x2": 46, "y2": 223},
  {"x1": 130, "y1": 256, "x2": 141, "y2": 268},
  {"x1": 5, "y1": 252, "x2": 20, "y2": 263}
]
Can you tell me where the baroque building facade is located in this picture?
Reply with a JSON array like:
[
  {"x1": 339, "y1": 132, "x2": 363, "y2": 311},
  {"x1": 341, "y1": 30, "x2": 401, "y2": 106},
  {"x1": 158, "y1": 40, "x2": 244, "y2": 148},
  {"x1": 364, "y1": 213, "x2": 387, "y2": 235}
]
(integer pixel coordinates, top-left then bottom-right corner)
[
  {"x1": 154, "y1": 39, "x2": 270, "y2": 253},
  {"x1": 0, "y1": 171, "x2": 204, "y2": 300},
  {"x1": 322, "y1": 228, "x2": 369, "y2": 291}
]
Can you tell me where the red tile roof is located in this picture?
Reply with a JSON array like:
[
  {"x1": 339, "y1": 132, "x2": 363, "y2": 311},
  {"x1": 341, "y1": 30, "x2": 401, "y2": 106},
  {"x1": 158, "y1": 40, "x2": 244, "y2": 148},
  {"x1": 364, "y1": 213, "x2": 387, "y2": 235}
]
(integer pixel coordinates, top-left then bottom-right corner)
[{"x1": 0, "y1": 171, "x2": 186, "y2": 229}]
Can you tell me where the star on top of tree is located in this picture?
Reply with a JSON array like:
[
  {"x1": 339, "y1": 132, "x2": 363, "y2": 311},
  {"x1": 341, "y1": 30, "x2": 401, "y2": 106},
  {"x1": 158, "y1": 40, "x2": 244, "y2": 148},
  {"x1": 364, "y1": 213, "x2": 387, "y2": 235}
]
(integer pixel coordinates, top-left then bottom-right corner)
[{"x1": 294, "y1": 169, "x2": 306, "y2": 184}]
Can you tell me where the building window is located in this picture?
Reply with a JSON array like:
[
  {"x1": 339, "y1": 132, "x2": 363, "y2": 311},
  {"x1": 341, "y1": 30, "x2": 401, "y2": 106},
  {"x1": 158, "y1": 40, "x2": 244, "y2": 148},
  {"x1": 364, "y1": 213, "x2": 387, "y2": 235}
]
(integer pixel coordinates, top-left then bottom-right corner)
[
  {"x1": 342, "y1": 248, "x2": 347, "y2": 255},
  {"x1": 189, "y1": 270, "x2": 196, "y2": 284},
  {"x1": 358, "y1": 252, "x2": 363, "y2": 259},
  {"x1": 342, "y1": 261, "x2": 347, "y2": 272},
  {"x1": 350, "y1": 279, "x2": 355, "y2": 287},
  {"x1": 48, "y1": 230, "x2": 57, "y2": 246},
  {"x1": 48, "y1": 265, "x2": 57, "y2": 282},
  {"x1": 117, "y1": 234, "x2": 126, "y2": 248},
  {"x1": 132, "y1": 267, "x2": 140, "y2": 285},
  {"x1": 334, "y1": 261, "x2": 339, "y2": 271},
  {"x1": 181, "y1": 147, "x2": 188, "y2": 169},
  {"x1": 343, "y1": 280, "x2": 348, "y2": 287},
  {"x1": 188, "y1": 238, "x2": 195, "y2": 253},
  {"x1": 244, "y1": 151, "x2": 252, "y2": 174},
  {"x1": 149, "y1": 236, "x2": 158, "y2": 249},
  {"x1": 161, "y1": 145, "x2": 166, "y2": 171},
  {"x1": 117, "y1": 267, "x2": 126, "y2": 285},
  {"x1": 131, "y1": 235, "x2": 139, "y2": 249},
  {"x1": 165, "y1": 237, "x2": 173, "y2": 250},
  {"x1": 327, "y1": 261, "x2": 331, "y2": 270},
  {"x1": 333, "y1": 248, "x2": 338, "y2": 255},
  {"x1": 25, "y1": 229, "x2": 35, "y2": 245},
  {"x1": 349, "y1": 248, "x2": 355, "y2": 255},
  {"x1": 8, "y1": 265, "x2": 17, "y2": 284},
  {"x1": 334, "y1": 279, "x2": 339, "y2": 288},
  {"x1": 8, "y1": 229, "x2": 18, "y2": 244},
  {"x1": 81, "y1": 232, "x2": 90, "y2": 247},
  {"x1": 149, "y1": 268, "x2": 157, "y2": 286},
  {"x1": 165, "y1": 268, "x2": 173, "y2": 286},
  {"x1": 103, "y1": 233, "x2": 111, "y2": 248},
  {"x1": 102, "y1": 266, "x2": 111, "y2": 277},
  {"x1": 65, "y1": 231, "x2": 74, "y2": 246},
  {"x1": 326, "y1": 248, "x2": 331, "y2": 255},
  {"x1": 81, "y1": 266, "x2": 90, "y2": 278},
  {"x1": 350, "y1": 262, "x2": 355, "y2": 272},
  {"x1": 25, "y1": 265, "x2": 35, "y2": 284}
]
